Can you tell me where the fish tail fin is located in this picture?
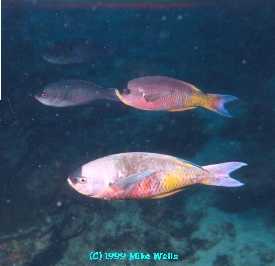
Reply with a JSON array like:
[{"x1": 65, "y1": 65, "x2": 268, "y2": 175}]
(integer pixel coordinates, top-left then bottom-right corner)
[
  {"x1": 201, "y1": 162, "x2": 247, "y2": 187},
  {"x1": 204, "y1": 93, "x2": 238, "y2": 117}
]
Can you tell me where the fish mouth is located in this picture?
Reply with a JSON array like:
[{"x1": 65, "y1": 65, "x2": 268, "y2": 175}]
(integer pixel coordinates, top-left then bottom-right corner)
[
  {"x1": 115, "y1": 89, "x2": 131, "y2": 106},
  {"x1": 34, "y1": 95, "x2": 48, "y2": 105},
  {"x1": 67, "y1": 176, "x2": 78, "y2": 185},
  {"x1": 67, "y1": 177, "x2": 78, "y2": 191},
  {"x1": 67, "y1": 177, "x2": 73, "y2": 187},
  {"x1": 33, "y1": 95, "x2": 56, "y2": 107},
  {"x1": 34, "y1": 94, "x2": 40, "y2": 100},
  {"x1": 34, "y1": 95, "x2": 43, "y2": 103}
]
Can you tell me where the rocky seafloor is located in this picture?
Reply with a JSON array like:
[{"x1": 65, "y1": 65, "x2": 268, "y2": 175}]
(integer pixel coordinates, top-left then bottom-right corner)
[{"x1": 1, "y1": 2, "x2": 275, "y2": 266}]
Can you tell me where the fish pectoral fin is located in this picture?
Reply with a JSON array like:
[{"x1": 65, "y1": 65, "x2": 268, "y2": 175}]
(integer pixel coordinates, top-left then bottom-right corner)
[
  {"x1": 143, "y1": 91, "x2": 171, "y2": 102},
  {"x1": 111, "y1": 170, "x2": 156, "y2": 190},
  {"x1": 168, "y1": 107, "x2": 196, "y2": 112}
]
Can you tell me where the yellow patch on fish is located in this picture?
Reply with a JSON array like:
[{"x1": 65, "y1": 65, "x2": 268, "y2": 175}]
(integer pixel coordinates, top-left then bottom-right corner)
[
  {"x1": 192, "y1": 92, "x2": 209, "y2": 107},
  {"x1": 162, "y1": 169, "x2": 183, "y2": 192}
]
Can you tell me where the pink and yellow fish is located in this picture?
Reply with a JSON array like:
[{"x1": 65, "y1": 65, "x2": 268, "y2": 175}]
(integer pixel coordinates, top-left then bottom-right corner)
[
  {"x1": 115, "y1": 76, "x2": 238, "y2": 117},
  {"x1": 67, "y1": 152, "x2": 246, "y2": 200}
]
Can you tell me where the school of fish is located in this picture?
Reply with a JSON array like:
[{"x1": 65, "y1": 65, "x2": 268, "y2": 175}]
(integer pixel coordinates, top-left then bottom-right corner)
[{"x1": 36, "y1": 42, "x2": 247, "y2": 201}]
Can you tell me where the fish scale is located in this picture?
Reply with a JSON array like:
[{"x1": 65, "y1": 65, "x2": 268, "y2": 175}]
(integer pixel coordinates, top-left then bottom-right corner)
[{"x1": 130, "y1": 175, "x2": 161, "y2": 198}]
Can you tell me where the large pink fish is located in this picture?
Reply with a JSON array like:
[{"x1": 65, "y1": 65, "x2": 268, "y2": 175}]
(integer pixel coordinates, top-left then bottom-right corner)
[
  {"x1": 115, "y1": 76, "x2": 238, "y2": 117},
  {"x1": 67, "y1": 152, "x2": 246, "y2": 200}
]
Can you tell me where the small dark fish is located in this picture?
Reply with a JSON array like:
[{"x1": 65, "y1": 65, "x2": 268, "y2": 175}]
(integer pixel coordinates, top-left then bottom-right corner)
[
  {"x1": 35, "y1": 80, "x2": 118, "y2": 107},
  {"x1": 42, "y1": 40, "x2": 113, "y2": 65}
]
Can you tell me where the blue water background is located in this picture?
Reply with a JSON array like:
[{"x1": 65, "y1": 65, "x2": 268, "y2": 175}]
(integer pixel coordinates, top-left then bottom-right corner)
[{"x1": 1, "y1": 2, "x2": 275, "y2": 266}]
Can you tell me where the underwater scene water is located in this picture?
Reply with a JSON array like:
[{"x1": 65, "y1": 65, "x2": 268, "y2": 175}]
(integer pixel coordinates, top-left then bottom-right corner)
[{"x1": 1, "y1": 1, "x2": 275, "y2": 265}]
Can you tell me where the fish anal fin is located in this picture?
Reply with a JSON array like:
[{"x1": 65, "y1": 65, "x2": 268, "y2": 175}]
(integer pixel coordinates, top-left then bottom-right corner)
[
  {"x1": 168, "y1": 107, "x2": 196, "y2": 112},
  {"x1": 150, "y1": 188, "x2": 183, "y2": 199}
]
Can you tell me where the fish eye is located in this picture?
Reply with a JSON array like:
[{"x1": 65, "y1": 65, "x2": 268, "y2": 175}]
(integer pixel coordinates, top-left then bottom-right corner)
[
  {"x1": 41, "y1": 92, "x2": 48, "y2": 98},
  {"x1": 79, "y1": 177, "x2": 87, "y2": 184}
]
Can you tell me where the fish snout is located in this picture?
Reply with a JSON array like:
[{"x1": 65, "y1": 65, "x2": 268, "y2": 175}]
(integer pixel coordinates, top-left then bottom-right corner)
[
  {"x1": 68, "y1": 175, "x2": 78, "y2": 185},
  {"x1": 68, "y1": 167, "x2": 83, "y2": 185},
  {"x1": 33, "y1": 93, "x2": 40, "y2": 100},
  {"x1": 32, "y1": 87, "x2": 45, "y2": 100}
]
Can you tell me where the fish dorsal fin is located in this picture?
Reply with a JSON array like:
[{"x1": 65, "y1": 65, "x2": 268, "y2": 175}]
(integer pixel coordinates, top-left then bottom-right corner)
[
  {"x1": 175, "y1": 158, "x2": 208, "y2": 172},
  {"x1": 110, "y1": 170, "x2": 156, "y2": 190},
  {"x1": 189, "y1": 84, "x2": 202, "y2": 92},
  {"x1": 143, "y1": 91, "x2": 172, "y2": 102}
]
